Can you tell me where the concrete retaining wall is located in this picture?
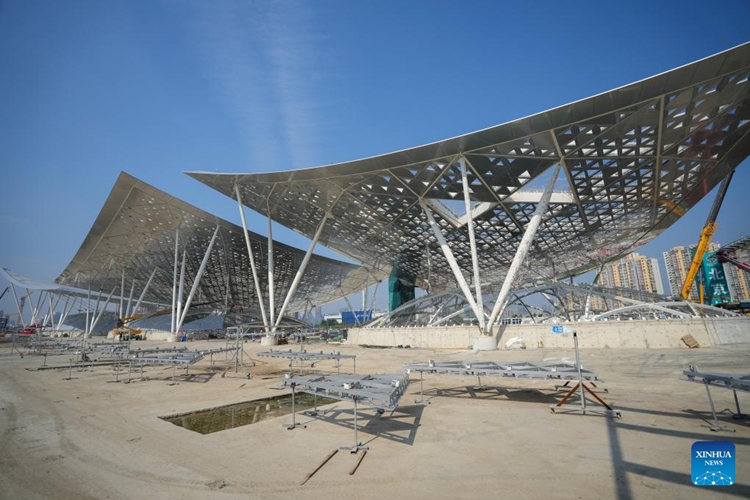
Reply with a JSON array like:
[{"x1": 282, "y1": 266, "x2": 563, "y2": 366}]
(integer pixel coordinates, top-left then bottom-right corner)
[{"x1": 348, "y1": 316, "x2": 750, "y2": 350}]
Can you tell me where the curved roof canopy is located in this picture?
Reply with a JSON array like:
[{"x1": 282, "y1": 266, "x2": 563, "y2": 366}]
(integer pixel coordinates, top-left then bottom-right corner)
[
  {"x1": 189, "y1": 43, "x2": 750, "y2": 293},
  {"x1": 56, "y1": 172, "x2": 374, "y2": 316}
]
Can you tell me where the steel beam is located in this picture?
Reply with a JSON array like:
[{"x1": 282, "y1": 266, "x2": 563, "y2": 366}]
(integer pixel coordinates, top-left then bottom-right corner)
[
  {"x1": 58, "y1": 296, "x2": 74, "y2": 330},
  {"x1": 175, "y1": 250, "x2": 187, "y2": 334},
  {"x1": 120, "y1": 268, "x2": 125, "y2": 319},
  {"x1": 488, "y1": 164, "x2": 561, "y2": 332},
  {"x1": 90, "y1": 287, "x2": 116, "y2": 333},
  {"x1": 235, "y1": 184, "x2": 269, "y2": 331},
  {"x1": 85, "y1": 286, "x2": 91, "y2": 335},
  {"x1": 274, "y1": 213, "x2": 330, "y2": 331},
  {"x1": 133, "y1": 267, "x2": 158, "y2": 315},
  {"x1": 9, "y1": 284, "x2": 25, "y2": 328},
  {"x1": 125, "y1": 279, "x2": 136, "y2": 318},
  {"x1": 420, "y1": 202, "x2": 482, "y2": 324},
  {"x1": 267, "y1": 212, "x2": 276, "y2": 333},
  {"x1": 460, "y1": 156, "x2": 485, "y2": 332},
  {"x1": 176, "y1": 225, "x2": 220, "y2": 332},
  {"x1": 171, "y1": 228, "x2": 179, "y2": 336}
]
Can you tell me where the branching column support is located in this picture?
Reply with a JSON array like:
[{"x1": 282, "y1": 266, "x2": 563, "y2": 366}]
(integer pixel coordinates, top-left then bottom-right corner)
[
  {"x1": 273, "y1": 213, "x2": 330, "y2": 331},
  {"x1": 30, "y1": 289, "x2": 44, "y2": 326},
  {"x1": 9, "y1": 284, "x2": 25, "y2": 328},
  {"x1": 342, "y1": 291, "x2": 362, "y2": 327},
  {"x1": 175, "y1": 250, "x2": 187, "y2": 334},
  {"x1": 90, "y1": 287, "x2": 116, "y2": 333},
  {"x1": 176, "y1": 225, "x2": 220, "y2": 332},
  {"x1": 133, "y1": 267, "x2": 158, "y2": 315},
  {"x1": 43, "y1": 293, "x2": 56, "y2": 328},
  {"x1": 487, "y1": 164, "x2": 561, "y2": 333},
  {"x1": 90, "y1": 291, "x2": 102, "y2": 333},
  {"x1": 85, "y1": 286, "x2": 91, "y2": 335},
  {"x1": 58, "y1": 296, "x2": 74, "y2": 330},
  {"x1": 120, "y1": 269, "x2": 125, "y2": 319},
  {"x1": 125, "y1": 279, "x2": 136, "y2": 318},
  {"x1": 421, "y1": 202, "x2": 482, "y2": 324},
  {"x1": 235, "y1": 184, "x2": 269, "y2": 332},
  {"x1": 460, "y1": 156, "x2": 485, "y2": 332}
]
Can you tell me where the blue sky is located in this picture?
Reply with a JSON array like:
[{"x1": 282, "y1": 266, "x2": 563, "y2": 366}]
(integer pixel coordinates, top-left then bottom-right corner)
[{"x1": 1, "y1": 0, "x2": 749, "y2": 317}]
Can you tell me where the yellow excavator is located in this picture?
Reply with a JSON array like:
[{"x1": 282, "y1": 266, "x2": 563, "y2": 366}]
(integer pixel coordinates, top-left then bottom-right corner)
[{"x1": 680, "y1": 171, "x2": 734, "y2": 302}]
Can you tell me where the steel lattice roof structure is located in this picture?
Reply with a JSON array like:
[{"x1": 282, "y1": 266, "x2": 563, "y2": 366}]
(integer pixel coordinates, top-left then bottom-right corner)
[
  {"x1": 55, "y1": 173, "x2": 376, "y2": 320},
  {"x1": 189, "y1": 43, "x2": 750, "y2": 300}
]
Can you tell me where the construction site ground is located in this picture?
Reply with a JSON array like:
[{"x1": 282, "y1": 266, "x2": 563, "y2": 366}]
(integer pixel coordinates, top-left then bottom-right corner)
[{"x1": 1, "y1": 339, "x2": 749, "y2": 499}]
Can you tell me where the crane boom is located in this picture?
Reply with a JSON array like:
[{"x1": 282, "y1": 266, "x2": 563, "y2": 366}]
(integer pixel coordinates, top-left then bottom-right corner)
[
  {"x1": 680, "y1": 171, "x2": 734, "y2": 301},
  {"x1": 680, "y1": 222, "x2": 718, "y2": 300}
]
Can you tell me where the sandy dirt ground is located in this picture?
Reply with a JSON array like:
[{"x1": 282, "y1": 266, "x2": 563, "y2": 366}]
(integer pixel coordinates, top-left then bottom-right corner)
[{"x1": 1, "y1": 338, "x2": 750, "y2": 499}]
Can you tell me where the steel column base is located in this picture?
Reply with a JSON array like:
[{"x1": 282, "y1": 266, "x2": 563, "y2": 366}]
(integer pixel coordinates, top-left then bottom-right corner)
[
  {"x1": 261, "y1": 336, "x2": 278, "y2": 346},
  {"x1": 472, "y1": 336, "x2": 497, "y2": 351}
]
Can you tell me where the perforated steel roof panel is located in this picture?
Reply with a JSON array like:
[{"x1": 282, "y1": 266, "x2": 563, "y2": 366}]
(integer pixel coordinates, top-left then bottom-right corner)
[
  {"x1": 189, "y1": 43, "x2": 750, "y2": 292},
  {"x1": 56, "y1": 173, "x2": 375, "y2": 315}
]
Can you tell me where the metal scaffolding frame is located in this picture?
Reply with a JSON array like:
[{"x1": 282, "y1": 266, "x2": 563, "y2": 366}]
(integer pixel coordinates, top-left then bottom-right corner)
[
  {"x1": 684, "y1": 365, "x2": 750, "y2": 432},
  {"x1": 405, "y1": 359, "x2": 601, "y2": 404},
  {"x1": 282, "y1": 373, "x2": 411, "y2": 452},
  {"x1": 258, "y1": 348, "x2": 356, "y2": 375}
]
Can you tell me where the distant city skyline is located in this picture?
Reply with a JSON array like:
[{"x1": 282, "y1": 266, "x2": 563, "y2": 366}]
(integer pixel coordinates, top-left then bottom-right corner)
[{"x1": 592, "y1": 242, "x2": 750, "y2": 303}]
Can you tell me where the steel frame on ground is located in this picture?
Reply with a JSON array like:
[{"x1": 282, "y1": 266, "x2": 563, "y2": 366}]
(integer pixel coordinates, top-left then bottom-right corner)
[
  {"x1": 258, "y1": 348, "x2": 356, "y2": 374},
  {"x1": 281, "y1": 372, "x2": 410, "y2": 452},
  {"x1": 684, "y1": 365, "x2": 749, "y2": 432}
]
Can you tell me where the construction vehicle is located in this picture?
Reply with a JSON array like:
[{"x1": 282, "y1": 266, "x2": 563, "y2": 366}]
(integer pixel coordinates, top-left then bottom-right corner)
[
  {"x1": 109, "y1": 314, "x2": 145, "y2": 340},
  {"x1": 680, "y1": 171, "x2": 734, "y2": 302}
]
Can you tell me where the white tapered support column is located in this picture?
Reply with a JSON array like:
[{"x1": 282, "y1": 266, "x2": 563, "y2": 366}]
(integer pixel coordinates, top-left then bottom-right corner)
[
  {"x1": 460, "y1": 156, "x2": 485, "y2": 332},
  {"x1": 171, "y1": 228, "x2": 179, "y2": 337},
  {"x1": 119, "y1": 269, "x2": 125, "y2": 319},
  {"x1": 267, "y1": 213, "x2": 276, "y2": 333},
  {"x1": 343, "y1": 293, "x2": 361, "y2": 326},
  {"x1": 273, "y1": 213, "x2": 330, "y2": 331},
  {"x1": 176, "y1": 226, "x2": 220, "y2": 332},
  {"x1": 58, "y1": 296, "x2": 74, "y2": 331},
  {"x1": 85, "y1": 287, "x2": 91, "y2": 337},
  {"x1": 90, "y1": 291, "x2": 102, "y2": 334},
  {"x1": 44, "y1": 293, "x2": 55, "y2": 329},
  {"x1": 175, "y1": 250, "x2": 187, "y2": 335},
  {"x1": 125, "y1": 280, "x2": 136, "y2": 318},
  {"x1": 10, "y1": 284, "x2": 25, "y2": 328},
  {"x1": 421, "y1": 202, "x2": 482, "y2": 324},
  {"x1": 30, "y1": 289, "x2": 44, "y2": 326},
  {"x1": 133, "y1": 267, "x2": 158, "y2": 315},
  {"x1": 487, "y1": 164, "x2": 561, "y2": 333},
  {"x1": 235, "y1": 185, "x2": 269, "y2": 331},
  {"x1": 89, "y1": 287, "x2": 116, "y2": 334}
]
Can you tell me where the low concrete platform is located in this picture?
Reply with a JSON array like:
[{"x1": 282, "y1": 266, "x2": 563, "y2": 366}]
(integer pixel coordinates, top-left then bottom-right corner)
[{"x1": 1, "y1": 340, "x2": 749, "y2": 499}]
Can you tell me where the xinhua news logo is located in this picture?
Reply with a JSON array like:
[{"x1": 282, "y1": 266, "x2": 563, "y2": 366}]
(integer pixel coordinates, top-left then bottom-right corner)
[{"x1": 692, "y1": 441, "x2": 735, "y2": 486}]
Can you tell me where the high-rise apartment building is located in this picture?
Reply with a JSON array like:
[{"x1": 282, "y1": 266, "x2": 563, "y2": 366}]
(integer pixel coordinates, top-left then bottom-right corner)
[
  {"x1": 590, "y1": 253, "x2": 664, "y2": 311},
  {"x1": 596, "y1": 253, "x2": 664, "y2": 293},
  {"x1": 663, "y1": 242, "x2": 721, "y2": 300},
  {"x1": 724, "y1": 263, "x2": 750, "y2": 301}
]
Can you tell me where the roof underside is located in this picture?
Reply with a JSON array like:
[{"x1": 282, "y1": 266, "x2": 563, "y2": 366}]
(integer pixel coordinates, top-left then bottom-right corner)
[
  {"x1": 189, "y1": 43, "x2": 750, "y2": 292},
  {"x1": 56, "y1": 173, "x2": 375, "y2": 315}
]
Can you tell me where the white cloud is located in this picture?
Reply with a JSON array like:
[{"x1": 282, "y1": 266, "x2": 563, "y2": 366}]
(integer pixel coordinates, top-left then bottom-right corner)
[{"x1": 186, "y1": 0, "x2": 325, "y2": 171}]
